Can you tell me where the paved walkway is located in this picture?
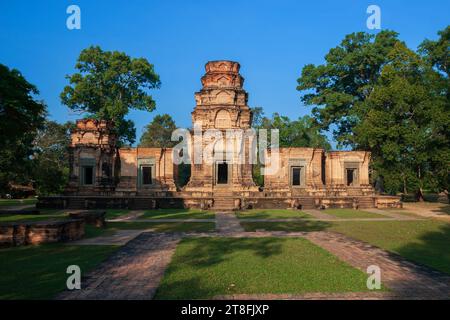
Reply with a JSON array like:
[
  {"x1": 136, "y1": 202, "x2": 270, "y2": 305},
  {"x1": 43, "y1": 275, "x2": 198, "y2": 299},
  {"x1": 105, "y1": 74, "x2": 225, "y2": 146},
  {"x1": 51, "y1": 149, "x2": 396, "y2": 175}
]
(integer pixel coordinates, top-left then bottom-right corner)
[
  {"x1": 215, "y1": 212, "x2": 244, "y2": 233},
  {"x1": 56, "y1": 208, "x2": 449, "y2": 300},
  {"x1": 71, "y1": 229, "x2": 154, "y2": 245},
  {"x1": 58, "y1": 233, "x2": 181, "y2": 300},
  {"x1": 303, "y1": 231, "x2": 450, "y2": 299}
]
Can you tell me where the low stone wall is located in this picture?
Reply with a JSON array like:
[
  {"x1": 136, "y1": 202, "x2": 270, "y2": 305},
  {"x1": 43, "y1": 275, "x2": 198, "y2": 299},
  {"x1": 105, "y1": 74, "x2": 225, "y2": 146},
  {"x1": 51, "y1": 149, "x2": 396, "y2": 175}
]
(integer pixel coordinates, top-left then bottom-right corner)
[
  {"x1": 69, "y1": 211, "x2": 106, "y2": 227},
  {"x1": 375, "y1": 196, "x2": 403, "y2": 208},
  {"x1": 0, "y1": 219, "x2": 85, "y2": 247}
]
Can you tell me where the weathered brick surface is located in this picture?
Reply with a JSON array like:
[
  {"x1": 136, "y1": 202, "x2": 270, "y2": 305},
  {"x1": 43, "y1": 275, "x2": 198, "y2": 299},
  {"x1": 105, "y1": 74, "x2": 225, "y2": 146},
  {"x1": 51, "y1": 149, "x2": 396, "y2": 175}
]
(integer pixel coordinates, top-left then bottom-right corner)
[
  {"x1": 57, "y1": 233, "x2": 181, "y2": 300},
  {"x1": 69, "y1": 210, "x2": 106, "y2": 227},
  {"x1": 0, "y1": 219, "x2": 85, "y2": 247}
]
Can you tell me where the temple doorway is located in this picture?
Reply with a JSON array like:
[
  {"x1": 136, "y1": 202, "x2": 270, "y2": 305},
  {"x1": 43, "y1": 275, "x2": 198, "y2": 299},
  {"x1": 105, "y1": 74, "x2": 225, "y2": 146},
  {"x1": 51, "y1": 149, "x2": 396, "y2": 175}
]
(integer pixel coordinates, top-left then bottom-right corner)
[{"x1": 216, "y1": 162, "x2": 228, "y2": 185}]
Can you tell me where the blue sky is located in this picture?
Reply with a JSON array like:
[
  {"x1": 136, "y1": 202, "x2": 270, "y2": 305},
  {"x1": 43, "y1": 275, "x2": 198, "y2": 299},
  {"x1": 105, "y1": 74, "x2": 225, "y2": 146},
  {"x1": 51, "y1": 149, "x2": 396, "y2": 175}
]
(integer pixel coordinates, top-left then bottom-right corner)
[{"x1": 0, "y1": 0, "x2": 448, "y2": 146}]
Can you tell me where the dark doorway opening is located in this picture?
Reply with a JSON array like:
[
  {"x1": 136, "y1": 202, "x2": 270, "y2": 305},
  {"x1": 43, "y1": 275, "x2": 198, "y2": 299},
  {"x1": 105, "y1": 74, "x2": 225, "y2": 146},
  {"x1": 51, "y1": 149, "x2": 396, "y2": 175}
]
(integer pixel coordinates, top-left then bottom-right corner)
[
  {"x1": 292, "y1": 167, "x2": 302, "y2": 186},
  {"x1": 346, "y1": 169, "x2": 355, "y2": 186},
  {"x1": 142, "y1": 166, "x2": 152, "y2": 185},
  {"x1": 217, "y1": 162, "x2": 228, "y2": 184},
  {"x1": 83, "y1": 166, "x2": 94, "y2": 185}
]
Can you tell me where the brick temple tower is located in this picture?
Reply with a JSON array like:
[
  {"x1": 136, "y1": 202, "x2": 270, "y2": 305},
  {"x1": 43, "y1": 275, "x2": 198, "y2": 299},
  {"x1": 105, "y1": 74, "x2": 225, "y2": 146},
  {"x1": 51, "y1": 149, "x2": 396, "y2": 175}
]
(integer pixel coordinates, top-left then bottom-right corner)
[
  {"x1": 185, "y1": 61, "x2": 257, "y2": 199},
  {"x1": 66, "y1": 119, "x2": 117, "y2": 195}
]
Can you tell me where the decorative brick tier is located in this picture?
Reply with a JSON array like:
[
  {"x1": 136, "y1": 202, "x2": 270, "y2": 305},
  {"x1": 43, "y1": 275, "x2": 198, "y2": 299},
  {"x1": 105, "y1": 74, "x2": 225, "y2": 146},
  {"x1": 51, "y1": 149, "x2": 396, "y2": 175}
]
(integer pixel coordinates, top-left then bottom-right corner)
[
  {"x1": 38, "y1": 194, "x2": 401, "y2": 210},
  {"x1": 0, "y1": 219, "x2": 85, "y2": 247}
]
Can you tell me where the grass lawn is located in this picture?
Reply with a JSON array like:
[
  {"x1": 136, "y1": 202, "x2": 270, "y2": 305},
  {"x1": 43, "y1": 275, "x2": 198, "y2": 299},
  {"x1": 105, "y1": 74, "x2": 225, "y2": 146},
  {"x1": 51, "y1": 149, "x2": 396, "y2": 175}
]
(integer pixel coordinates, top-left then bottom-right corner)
[
  {"x1": 330, "y1": 220, "x2": 450, "y2": 275},
  {"x1": 141, "y1": 208, "x2": 215, "y2": 219},
  {"x1": 155, "y1": 237, "x2": 372, "y2": 299},
  {"x1": 236, "y1": 209, "x2": 312, "y2": 219},
  {"x1": 0, "y1": 209, "x2": 67, "y2": 223},
  {"x1": 105, "y1": 209, "x2": 130, "y2": 219},
  {"x1": 322, "y1": 209, "x2": 385, "y2": 219},
  {"x1": 0, "y1": 198, "x2": 37, "y2": 207},
  {"x1": 240, "y1": 219, "x2": 450, "y2": 275},
  {"x1": 107, "y1": 221, "x2": 215, "y2": 233},
  {"x1": 0, "y1": 243, "x2": 117, "y2": 299},
  {"x1": 241, "y1": 220, "x2": 331, "y2": 232}
]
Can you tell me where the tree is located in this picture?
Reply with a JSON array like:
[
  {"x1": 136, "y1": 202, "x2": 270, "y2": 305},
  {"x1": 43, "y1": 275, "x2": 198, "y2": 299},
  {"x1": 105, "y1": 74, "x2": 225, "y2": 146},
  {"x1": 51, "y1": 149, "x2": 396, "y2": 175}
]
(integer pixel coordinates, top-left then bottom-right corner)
[
  {"x1": 256, "y1": 113, "x2": 331, "y2": 150},
  {"x1": 354, "y1": 42, "x2": 449, "y2": 199},
  {"x1": 419, "y1": 26, "x2": 450, "y2": 77},
  {"x1": 60, "y1": 46, "x2": 161, "y2": 145},
  {"x1": 0, "y1": 64, "x2": 46, "y2": 195},
  {"x1": 296, "y1": 30, "x2": 401, "y2": 147},
  {"x1": 251, "y1": 110, "x2": 331, "y2": 186},
  {"x1": 32, "y1": 121, "x2": 73, "y2": 195},
  {"x1": 139, "y1": 114, "x2": 177, "y2": 147}
]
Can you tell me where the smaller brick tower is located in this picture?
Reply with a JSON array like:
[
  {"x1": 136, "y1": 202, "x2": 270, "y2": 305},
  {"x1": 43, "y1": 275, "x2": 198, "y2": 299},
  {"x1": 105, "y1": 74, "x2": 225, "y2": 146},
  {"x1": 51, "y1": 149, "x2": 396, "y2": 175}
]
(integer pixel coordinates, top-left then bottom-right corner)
[{"x1": 66, "y1": 119, "x2": 117, "y2": 195}]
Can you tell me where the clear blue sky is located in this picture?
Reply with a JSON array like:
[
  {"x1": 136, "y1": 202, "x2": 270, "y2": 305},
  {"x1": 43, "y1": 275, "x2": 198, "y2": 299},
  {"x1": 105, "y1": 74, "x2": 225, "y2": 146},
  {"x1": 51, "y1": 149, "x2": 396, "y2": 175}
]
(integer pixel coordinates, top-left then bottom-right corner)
[{"x1": 1, "y1": 0, "x2": 448, "y2": 146}]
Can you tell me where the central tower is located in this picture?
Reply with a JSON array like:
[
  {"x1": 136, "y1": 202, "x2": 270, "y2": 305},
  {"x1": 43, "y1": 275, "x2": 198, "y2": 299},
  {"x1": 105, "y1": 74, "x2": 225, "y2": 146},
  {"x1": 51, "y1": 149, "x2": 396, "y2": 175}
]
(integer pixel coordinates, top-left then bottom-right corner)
[{"x1": 185, "y1": 61, "x2": 257, "y2": 194}]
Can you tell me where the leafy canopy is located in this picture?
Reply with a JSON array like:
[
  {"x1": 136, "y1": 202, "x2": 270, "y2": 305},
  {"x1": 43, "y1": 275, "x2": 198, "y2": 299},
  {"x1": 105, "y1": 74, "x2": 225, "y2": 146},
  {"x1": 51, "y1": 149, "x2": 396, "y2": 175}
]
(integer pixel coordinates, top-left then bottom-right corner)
[
  {"x1": 0, "y1": 64, "x2": 46, "y2": 194},
  {"x1": 297, "y1": 30, "x2": 401, "y2": 147},
  {"x1": 60, "y1": 46, "x2": 161, "y2": 144},
  {"x1": 139, "y1": 114, "x2": 177, "y2": 148}
]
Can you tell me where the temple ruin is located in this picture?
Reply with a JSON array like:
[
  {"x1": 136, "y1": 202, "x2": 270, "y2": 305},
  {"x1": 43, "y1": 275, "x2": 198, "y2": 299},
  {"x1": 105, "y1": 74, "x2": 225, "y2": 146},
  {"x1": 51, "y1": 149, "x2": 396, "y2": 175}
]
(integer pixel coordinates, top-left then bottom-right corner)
[{"x1": 38, "y1": 61, "x2": 400, "y2": 210}]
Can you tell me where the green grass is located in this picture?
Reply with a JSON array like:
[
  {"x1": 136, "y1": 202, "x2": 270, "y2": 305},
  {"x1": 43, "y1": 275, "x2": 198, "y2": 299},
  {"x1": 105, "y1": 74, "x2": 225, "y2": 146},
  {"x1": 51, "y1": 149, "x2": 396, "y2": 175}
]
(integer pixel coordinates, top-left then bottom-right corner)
[
  {"x1": 240, "y1": 219, "x2": 450, "y2": 275},
  {"x1": 241, "y1": 220, "x2": 331, "y2": 232},
  {"x1": 236, "y1": 209, "x2": 312, "y2": 219},
  {"x1": 107, "y1": 221, "x2": 215, "y2": 233},
  {"x1": 329, "y1": 220, "x2": 450, "y2": 275},
  {"x1": 0, "y1": 209, "x2": 67, "y2": 223},
  {"x1": 0, "y1": 198, "x2": 37, "y2": 207},
  {"x1": 141, "y1": 208, "x2": 215, "y2": 219},
  {"x1": 0, "y1": 243, "x2": 117, "y2": 299},
  {"x1": 155, "y1": 237, "x2": 372, "y2": 299},
  {"x1": 104, "y1": 209, "x2": 130, "y2": 219},
  {"x1": 322, "y1": 209, "x2": 385, "y2": 219}
]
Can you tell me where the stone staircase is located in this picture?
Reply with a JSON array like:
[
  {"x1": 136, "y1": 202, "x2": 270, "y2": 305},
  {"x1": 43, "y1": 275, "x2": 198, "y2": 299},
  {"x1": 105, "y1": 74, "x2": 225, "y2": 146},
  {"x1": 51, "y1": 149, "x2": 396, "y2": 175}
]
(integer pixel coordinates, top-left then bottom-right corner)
[
  {"x1": 213, "y1": 188, "x2": 235, "y2": 211},
  {"x1": 132, "y1": 198, "x2": 155, "y2": 210},
  {"x1": 357, "y1": 196, "x2": 375, "y2": 209},
  {"x1": 67, "y1": 198, "x2": 86, "y2": 209},
  {"x1": 296, "y1": 197, "x2": 316, "y2": 210}
]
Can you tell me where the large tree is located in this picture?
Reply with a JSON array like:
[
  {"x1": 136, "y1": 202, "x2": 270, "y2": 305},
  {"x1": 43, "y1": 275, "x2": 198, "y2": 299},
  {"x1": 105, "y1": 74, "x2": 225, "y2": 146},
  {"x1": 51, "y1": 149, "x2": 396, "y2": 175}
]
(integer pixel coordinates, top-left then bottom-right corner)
[
  {"x1": 299, "y1": 27, "x2": 449, "y2": 198},
  {"x1": 61, "y1": 46, "x2": 161, "y2": 145},
  {"x1": 297, "y1": 30, "x2": 401, "y2": 147},
  {"x1": 354, "y1": 42, "x2": 449, "y2": 197},
  {"x1": 32, "y1": 121, "x2": 73, "y2": 195},
  {"x1": 139, "y1": 114, "x2": 177, "y2": 147},
  {"x1": 0, "y1": 64, "x2": 46, "y2": 195}
]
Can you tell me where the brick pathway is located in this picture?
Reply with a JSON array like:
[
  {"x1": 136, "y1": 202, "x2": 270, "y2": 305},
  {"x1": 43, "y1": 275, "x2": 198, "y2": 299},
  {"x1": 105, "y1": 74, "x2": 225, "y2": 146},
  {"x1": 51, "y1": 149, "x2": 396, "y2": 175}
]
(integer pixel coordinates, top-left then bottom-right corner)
[
  {"x1": 303, "y1": 231, "x2": 450, "y2": 299},
  {"x1": 71, "y1": 229, "x2": 154, "y2": 245},
  {"x1": 57, "y1": 233, "x2": 181, "y2": 300},
  {"x1": 216, "y1": 211, "x2": 244, "y2": 233}
]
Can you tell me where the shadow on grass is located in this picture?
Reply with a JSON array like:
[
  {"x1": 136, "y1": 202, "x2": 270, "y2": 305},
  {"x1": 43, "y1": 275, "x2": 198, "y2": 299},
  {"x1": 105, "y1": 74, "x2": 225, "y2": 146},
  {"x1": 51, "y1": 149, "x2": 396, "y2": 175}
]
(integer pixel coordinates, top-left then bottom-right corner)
[
  {"x1": 395, "y1": 222, "x2": 450, "y2": 275},
  {"x1": 431, "y1": 205, "x2": 450, "y2": 216},
  {"x1": 241, "y1": 220, "x2": 331, "y2": 232}
]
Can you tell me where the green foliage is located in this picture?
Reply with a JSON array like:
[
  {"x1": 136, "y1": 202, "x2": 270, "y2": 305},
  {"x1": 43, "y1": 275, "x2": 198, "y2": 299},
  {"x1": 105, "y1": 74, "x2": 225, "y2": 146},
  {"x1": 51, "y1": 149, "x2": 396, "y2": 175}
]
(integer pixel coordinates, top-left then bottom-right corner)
[
  {"x1": 139, "y1": 114, "x2": 177, "y2": 147},
  {"x1": 32, "y1": 121, "x2": 73, "y2": 195},
  {"x1": 297, "y1": 30, "x2": 401, "y2": 147},
  {"x1": 60, "y1": 46, "x2": 161, "y2": 144},
  {"x1": 297, "y1": 27, "x2": 450, "y2": 196},
  {"x1": 251, "y1": 109, "x2": 331, "y2": 186},
  {"x1": 0, "y1": 64, "x2": 46, "y2": 195}
]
